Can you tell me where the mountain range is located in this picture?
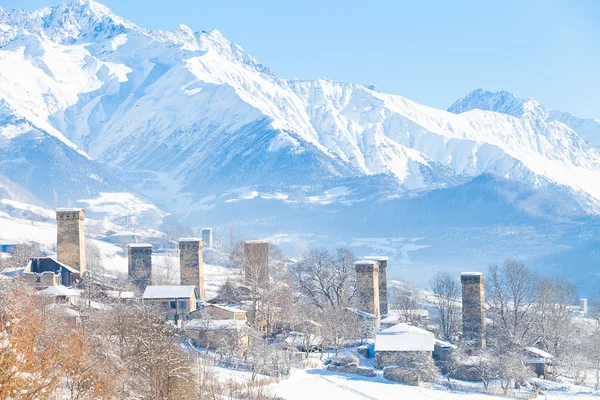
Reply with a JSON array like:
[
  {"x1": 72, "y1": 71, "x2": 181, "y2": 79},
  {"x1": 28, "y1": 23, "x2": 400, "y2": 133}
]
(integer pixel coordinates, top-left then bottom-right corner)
[{"x1": 0, "y1": 0, "x2": 599, "y2": 293}]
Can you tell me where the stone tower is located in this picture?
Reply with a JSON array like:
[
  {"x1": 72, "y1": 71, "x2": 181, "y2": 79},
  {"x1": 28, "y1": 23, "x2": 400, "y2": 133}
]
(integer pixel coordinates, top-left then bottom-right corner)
[
  {"x1": 179, "y1": 238, "x2": 205, "y2": 302},
  {"x1": 201, "y1": 228, "x2": 213, "y2": 249},
  {"x1": 354, "y1": 260, "x2": 380, "y2": 320},
  {"x1": 56, "y1": 208, "x2": 86, "y2": 274},
  {"x1": 364, "y1": 256, "x2": 389, "y2": 316},
  {"x1": 128, "y1": 244, "x2": 152, "y2": 289},
  {"x1": 243, "y1": 240, "x2": 269, "y2": 285},
  {"x1": 461, "y1": 272, "x2": 486, "y2": 349}
]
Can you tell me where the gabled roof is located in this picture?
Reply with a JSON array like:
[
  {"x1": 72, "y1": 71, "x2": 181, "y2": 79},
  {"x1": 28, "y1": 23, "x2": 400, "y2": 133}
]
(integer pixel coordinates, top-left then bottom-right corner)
[
  {"x1": 364, "y1": 256, "x2": 389, "y2": 261},
  {"x1": 208, "y1": 304, "x2": 247, "y2": 313},
  {"x1": 375, "y1": 323, "x2": 435, "y2": 352},
  {"x1": 143, "y1": 285, "x2": 197, "y2": 299},
  {"x1": 28, "y1": 257, "x2": 79, "y2": 275},
  {"x1": 526, "y1": 347, "x2": 553, "y2": 359}
]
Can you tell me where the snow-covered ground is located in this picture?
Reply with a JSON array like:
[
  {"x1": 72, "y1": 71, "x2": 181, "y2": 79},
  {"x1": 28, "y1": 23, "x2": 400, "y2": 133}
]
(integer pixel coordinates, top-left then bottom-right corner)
[{"x1": 270, "y1": 368, "x2": 600, "y2": 400}]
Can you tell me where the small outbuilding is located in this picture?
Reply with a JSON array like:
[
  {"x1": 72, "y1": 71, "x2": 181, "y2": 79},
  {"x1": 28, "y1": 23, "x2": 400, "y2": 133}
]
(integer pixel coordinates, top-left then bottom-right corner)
[
  {"x1": 184, "y1": 319, "x2": 249, "y2": 357},
  {"x1": 525, "y1": 347, "x2": 555, "y2": 377},
  {"x1": 374, "y1": 323, "x2": 434, "y2": 369}
]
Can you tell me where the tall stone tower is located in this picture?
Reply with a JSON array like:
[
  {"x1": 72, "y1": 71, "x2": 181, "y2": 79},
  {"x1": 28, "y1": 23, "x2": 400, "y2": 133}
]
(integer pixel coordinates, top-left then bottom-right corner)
[
  {"x1": 128, "y1": 244, "x2": 152, "y2": 289},
  {"x1": 461, "y1": 272, "x2": 486, "y2": 349},
  {"x1": 179, "y1": 238, "x2": 205, "y2": 302},
  {"x1": 354, "y1": 260, "x2": 380, "y2": 320},
  {"x1": 243, "y1": 240, "x2": 269, "y2": 285},
  {"x1": 364, "y1": 256, "x2": 389, "y2": 316},
  {"x1": 201, "y1": 228, "x2": 213, "y2": 249},
  {"x1": 56, "y1": 208, "x2": 86, "y2": 274}
]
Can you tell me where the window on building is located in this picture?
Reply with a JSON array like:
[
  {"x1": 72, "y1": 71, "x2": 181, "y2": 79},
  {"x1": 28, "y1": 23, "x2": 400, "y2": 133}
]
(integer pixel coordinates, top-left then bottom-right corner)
[
  {"x1": 179, "y1": 301, "x2": 186, "y2": 309},
  {"x1": 162, "y1": 301, "x2": 168, "y2": 308},
  {"x1": 170, "y1": 301, "x2": 177, "y2": 309}
]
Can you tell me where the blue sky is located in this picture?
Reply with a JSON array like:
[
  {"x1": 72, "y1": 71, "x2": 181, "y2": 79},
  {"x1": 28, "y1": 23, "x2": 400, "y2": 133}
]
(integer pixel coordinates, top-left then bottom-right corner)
[{"x1": 4, "y1": 0, "x2": 599, "y2": 118}]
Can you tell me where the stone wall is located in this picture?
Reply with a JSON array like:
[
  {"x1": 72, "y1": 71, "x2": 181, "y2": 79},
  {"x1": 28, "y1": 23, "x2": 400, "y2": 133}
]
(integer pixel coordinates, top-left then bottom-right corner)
[
  {"x1": 365, "y1": 256, "x2": 388, "y2": 316},
  {"x1": 56, "y1": 209, "x2": 86, "y2": 274},
  {"x1": 461, "y1": 273, "x2": 486, "y2": 349},
  {"x1": 179, "y1": 239, "x2": 205, "y2": 301},
  {"x1": 374, "y1": 350, "x2": 432, "y2": 369},
  {"x1": 354, "y1": 261, "x2": 380, "y2": 320},
  {"x1": 128, "y1": 244, "x2": 152, "y2": 289}
]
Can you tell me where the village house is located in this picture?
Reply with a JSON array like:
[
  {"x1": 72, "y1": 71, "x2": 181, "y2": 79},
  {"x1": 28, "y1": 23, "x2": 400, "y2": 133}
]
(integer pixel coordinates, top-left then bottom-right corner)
[
  {"x1": 184, "y1": 319, "x2": 249, "y2": 357},
  {"x1": 143, "y1": 285, "x2": 198, "y2": 325},
  {"x1": 189, "y1": 304, "x2": 247, "y2": 321},
  {"x1": 374, "y1": 323, "x2": 435, "y2": 369},
  {"x1": 23, "y1": 257, "x2": 80, "y2": 288}
]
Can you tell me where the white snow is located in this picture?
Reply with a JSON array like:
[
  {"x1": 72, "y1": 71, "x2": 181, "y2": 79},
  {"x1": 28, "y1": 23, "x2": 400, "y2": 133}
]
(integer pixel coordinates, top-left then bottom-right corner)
[
  {"x1": 374, "y1": 323, "x2": 435, "y2": 352},
  {"x1": 142, "y1": 285, "x2": 196, "y2": 299},
  {"x1": 1, "y1": 0, "x2": 599, "y2": 214}
]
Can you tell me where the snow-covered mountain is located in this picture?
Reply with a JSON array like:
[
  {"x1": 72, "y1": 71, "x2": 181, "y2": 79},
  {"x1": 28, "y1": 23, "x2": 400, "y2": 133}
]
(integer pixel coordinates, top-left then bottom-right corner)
[{"x1": 0, "y1": 0, "x2": 599, "y2": 292}]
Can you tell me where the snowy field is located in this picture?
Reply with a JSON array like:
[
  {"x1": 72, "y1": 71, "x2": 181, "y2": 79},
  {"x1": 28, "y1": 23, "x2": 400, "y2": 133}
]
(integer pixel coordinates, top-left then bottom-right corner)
[{"x1": 270, "y1": 369, "x2": 600, "y2": 400}]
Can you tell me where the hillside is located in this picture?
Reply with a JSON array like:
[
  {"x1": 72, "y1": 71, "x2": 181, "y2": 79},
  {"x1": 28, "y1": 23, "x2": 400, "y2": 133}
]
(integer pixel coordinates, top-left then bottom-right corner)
[{"x1": 0, "y1": 0, "x2": 599, "y2": 292}]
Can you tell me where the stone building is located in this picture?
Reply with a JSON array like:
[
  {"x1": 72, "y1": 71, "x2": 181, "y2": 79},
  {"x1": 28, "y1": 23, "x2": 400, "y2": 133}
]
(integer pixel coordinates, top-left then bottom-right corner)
[
  {"x1": 201, "y1": 228, "x2": 213, "y2": 248},
  {"x1": 179, "y1": 238, "x2": 205, "y2": 302},
  {"x1": 24, "y1": 257, "x2": 80, "y2": 287},
  {"x1": 461, "y1": 272, "x2": 486, "y2": 349},
  {"x1": 128, "y1": 244, "x2": 152, "y2": 289},
  {"x1": 56, "y1": 208, "x2": 86, "y2": 274},
  {"x1": 243, "y1": 240, "x2": 269, "y2": 285},
  {"x1": 354, "y1": 260, "x2": 380, "y2": 321},
  {"x1": 374, "y1": 323, "x2": 434, "y2": 369},
  {"x1": 364, "y1": 256, "x2": 389, "y2": 316},
  {"x1": 143, "y1": 285, "x2": 198, "y2": 325}
]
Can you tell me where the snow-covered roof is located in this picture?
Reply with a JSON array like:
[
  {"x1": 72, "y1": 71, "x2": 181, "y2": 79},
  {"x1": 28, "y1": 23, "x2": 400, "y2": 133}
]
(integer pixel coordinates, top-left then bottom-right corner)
[
  {"x1": 526, "y1": 347, "x2": 553, "y2": 359},
  {"x1": 375, "y1": 323, "x2": 435, "y2": 352},
  {"x1": 364, "y1": 256, "x2": 389, "y2": 261},
  {"x1": 56, "y1": 208, "x2": 85, "y2": 212},
  {"x1": 209, "y1": 304, "x2": 247, "y2": 313},
  {"x1": 354, "y1": 260, "x2": 378, "y2": 265},
  {"x1": 28, "y1": 257, "x2": 79, "y2": 274},
  {"x1": 106, "y1": 290, "x2": 136, "y2": 299},
  {"x1": 244, "y1": 240, "x2": 269, "y2": 244},
  {"x1": 38, "y1": 285, "x2": 81, "y2": 297},
  {"x1": 461, "y1": 272, "x2": 483, "y2": 276},
  {"x1": 179, "y1": 237, "x2": 202, "y2": 242},
  {"x1": 435, "y1": 339, "x2": 457, "y2": 350},
  {"x1": 143, "y1": 285, "x2": 197, "y2": 299},
  {"x1": 184, "y1": 319, "x2": 246, "y2": 331},
  {"x1": 346, "y1": 307, "x2": 377, "y2": 319},
  {"x1": 127, "y1": 243, "x2": 152, "y2": 248}
]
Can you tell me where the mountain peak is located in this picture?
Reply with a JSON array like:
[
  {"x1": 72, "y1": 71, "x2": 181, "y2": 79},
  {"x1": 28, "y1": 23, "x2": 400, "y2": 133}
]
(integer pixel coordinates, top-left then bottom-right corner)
[{"x1": 448, "y1": 89, "x2": 543, "y2": 117}]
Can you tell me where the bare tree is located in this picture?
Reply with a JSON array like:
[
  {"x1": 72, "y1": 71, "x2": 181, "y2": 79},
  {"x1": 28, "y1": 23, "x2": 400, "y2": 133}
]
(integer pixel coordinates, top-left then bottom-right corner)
[
  {"x1": 486, "y1": 260, "x2": 537, "y2": 344},
  {"x1": 289, "y1": 248, "x2": 356, "y2": 311},
  {"x1": 160, "y1": 215, "x2": 193, "y2": 241},
  {"x1": 0, "y1": 243, "x2": 40, "y2": 271},
  {"x1": 389, "y1": 283, "x2": 424, "y2": 326},
  {"x1": 153, "y1": 255, "x2": 179, "y2": 285},
  {"x1": 531, "y1": 276, "x2": 578, "y2": 358},
  {"x1": 429, "y1": 271, "x2": 461, "y2": 341}
]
